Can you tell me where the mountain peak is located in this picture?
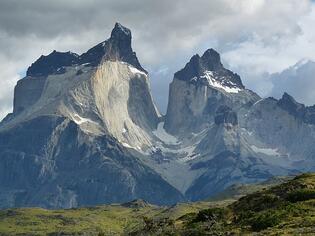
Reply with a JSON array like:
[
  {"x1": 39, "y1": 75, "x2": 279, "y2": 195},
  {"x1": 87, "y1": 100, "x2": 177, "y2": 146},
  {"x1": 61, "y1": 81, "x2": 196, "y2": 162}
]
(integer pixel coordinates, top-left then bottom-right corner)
[
  {"x1": 174, "y1": 48, "x2": 244, "y2": 90},
  {"x1": 109, "y1": 23, "x2": 132, "y2": 51},
  {"x1": 201, "y1": 48, "x2": 222, "y2": 69},
  {"x1": 111, "y1": 23, "x2": 131, "y2": 38},
  {"x1": 281, "y1": 92, "x2": 296, "y2": 101},
  {"x1": 27, "y1": 23, "x2": 146, "y2": 76},
  {"x1": 277, "y1": 92, "x2": 305, "y2": 117},
  {"x1": 279, "y1": 92, "x2": 302, "y2": 109}
]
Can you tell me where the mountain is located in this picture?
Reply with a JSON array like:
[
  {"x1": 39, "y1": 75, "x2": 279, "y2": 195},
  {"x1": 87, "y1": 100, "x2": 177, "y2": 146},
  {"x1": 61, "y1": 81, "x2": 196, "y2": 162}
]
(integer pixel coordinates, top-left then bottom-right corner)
[
  {"x1": 0, "y1": 23, "x2": 183, "y2": 208},
  {"x1": 1, "y1": 23, "x2": 315, "y2": 209},
  {"x1": 161, "y1": 47, "x2": 313, "y2": 201}
]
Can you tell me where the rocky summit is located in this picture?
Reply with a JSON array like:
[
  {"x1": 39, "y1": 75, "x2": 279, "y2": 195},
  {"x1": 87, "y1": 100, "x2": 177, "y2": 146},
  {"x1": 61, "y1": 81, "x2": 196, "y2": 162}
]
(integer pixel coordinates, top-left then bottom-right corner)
[{"x1": 1, "y1": 23, "x2": 315, "y2": 209}]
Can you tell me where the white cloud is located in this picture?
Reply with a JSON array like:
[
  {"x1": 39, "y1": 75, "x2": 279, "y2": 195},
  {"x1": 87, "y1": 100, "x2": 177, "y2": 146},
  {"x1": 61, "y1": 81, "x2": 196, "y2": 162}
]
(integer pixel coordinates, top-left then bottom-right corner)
[
  {"x1": 269, "y1": 60, "x2": 315, "y2": 106},
  {"x1": 221, "y1": 1, "x2": 315, "y2": 98}
]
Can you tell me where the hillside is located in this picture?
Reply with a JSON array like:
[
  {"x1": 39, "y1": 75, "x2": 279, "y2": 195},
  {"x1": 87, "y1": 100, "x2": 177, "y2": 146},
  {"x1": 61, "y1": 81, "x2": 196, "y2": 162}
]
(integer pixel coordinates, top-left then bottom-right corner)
[{"x1": 1, "y1": 173, "x2": 315, "y2": 235}]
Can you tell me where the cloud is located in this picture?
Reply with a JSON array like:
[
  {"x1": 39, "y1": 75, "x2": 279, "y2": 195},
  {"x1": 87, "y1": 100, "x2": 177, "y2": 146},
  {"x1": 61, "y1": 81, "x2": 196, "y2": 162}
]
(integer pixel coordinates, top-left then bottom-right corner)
[
  {"x1": 268, "y1": 60, "x2": 315, "y2": 106},
  {"x1": 0, "y1": 0, "x2": 313, "y2": 117},
  {"x1": 221, "y1": 1, "x2": 315, "y2": 98}
]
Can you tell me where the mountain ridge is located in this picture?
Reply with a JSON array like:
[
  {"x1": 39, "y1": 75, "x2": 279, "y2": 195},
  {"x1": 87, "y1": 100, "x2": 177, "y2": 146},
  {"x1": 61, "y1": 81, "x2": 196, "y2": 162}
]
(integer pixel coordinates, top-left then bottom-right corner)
[{"x1": 0, "y1": 23, "x2": 315, "y2": 209}]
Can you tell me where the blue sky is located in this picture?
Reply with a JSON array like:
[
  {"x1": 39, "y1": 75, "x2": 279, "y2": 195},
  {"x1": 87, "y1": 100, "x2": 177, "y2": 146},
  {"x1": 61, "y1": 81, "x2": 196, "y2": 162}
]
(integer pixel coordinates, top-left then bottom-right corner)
[{"x1": 0, "y1": 0, "x2": 315, "y2": 118}]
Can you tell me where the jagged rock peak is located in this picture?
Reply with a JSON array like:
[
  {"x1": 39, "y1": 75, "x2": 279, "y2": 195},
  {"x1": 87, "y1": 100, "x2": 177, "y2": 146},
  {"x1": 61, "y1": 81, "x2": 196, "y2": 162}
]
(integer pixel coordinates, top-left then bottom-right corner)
[
  {"x1": 277, "y1": 92, "x2": 304, "y2": 113},
  {"x1": 280, "y1": 92, "x2": 299, "y2": 104},
  {"x1": 27, "y1": 23, "x2": 146, "y2": 77},
  {"x1": 276, "y1": 92, "x2": 315, "y2": 125},
  {"x1": 26, "y1": 51, "x2": 80, "y2": 77},
  {"x1": 99, "y1": 22, "x2": 146, "y2": 72},
  {"x1": 111, "y1": 22, "x2": 131, "y2": 40},
  {"x1": 174, "y1": 48, "x2": 244, "y2": 90},
  {"x1": 201, "y1": 48, "x2": 223, "y2": 70}
]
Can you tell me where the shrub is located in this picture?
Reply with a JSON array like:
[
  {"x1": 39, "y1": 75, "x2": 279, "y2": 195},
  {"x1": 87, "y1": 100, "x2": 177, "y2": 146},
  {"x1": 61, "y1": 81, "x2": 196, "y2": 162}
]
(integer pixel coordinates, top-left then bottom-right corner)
[
  {"x1": 233, "y1": 193, "x2": 282, "y2": 213},
  {"x1": 193, "y1": 208, "x2": 228, "y2": 222},
  {"x1": 249, "y1": 210, "x2": 284, "y2": 231},
  {"x1": 286, "y1": 189, "x2": 315, "y2": 203}
]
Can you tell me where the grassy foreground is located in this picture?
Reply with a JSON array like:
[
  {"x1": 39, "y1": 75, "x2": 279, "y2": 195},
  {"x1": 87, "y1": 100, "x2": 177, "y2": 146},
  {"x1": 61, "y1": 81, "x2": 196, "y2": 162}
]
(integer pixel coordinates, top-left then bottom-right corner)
[{"x1": 1, "y1": 173, "x2": 315, "y2": 235}]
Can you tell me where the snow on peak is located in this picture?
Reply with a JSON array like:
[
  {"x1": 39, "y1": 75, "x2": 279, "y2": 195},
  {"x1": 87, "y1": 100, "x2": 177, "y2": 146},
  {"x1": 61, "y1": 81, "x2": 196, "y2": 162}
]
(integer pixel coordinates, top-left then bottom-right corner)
[{"x1": 198, "y1": 71, "x2": 242, "y2": 93}]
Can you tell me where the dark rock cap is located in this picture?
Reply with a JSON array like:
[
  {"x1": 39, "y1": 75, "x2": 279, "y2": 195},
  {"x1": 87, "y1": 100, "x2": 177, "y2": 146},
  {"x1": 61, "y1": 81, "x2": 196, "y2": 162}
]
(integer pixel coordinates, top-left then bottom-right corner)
[
  {"x1": 110, "y1": 22, "x2": 131, "y2": 43},
  {"x1": 277, "y1": 92, "x2": 305, "y2": 117},
  {"x1": 27, "y1": 23, "x2": 146, "y2": 77},
  {"x1": 174, "y1": 48, "x2": 244, "y2": 89},
  {"x1": 26, "y1": 51, "x2": 79, "y2": 77},
  {"x1": 277, "y1": 92, "x2": 315, "y2": 125}
]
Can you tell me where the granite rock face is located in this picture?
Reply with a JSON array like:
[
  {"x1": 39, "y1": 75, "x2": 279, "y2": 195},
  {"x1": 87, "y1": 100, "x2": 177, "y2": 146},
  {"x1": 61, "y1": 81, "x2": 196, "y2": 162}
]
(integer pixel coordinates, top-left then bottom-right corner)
[{"x1": 13, "y1": 76, "x2": 46, "y2": 114}]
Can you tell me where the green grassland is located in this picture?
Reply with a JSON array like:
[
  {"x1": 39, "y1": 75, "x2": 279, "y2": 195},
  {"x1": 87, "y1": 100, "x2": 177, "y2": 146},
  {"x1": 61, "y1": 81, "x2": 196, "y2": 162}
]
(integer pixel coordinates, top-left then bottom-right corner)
[{"x1": 1, "y1": 173, "x2": 315, "y2": 235}]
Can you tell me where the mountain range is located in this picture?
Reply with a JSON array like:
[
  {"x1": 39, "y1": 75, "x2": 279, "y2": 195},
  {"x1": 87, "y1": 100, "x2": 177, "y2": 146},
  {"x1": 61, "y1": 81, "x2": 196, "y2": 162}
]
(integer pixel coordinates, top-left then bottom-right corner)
[{"x1": 0, "y1": 23, "x2": 315, "y2": 209}]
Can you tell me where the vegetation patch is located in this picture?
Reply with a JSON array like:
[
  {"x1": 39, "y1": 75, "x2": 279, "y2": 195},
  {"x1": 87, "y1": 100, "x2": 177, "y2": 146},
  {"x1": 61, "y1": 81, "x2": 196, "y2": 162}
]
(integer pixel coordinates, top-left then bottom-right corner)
[
  {"x1": 286, "y1": 189, "x2": 315, "y2": 203},
  {"x1": 1, "y1": 173, "x2": 315, "y2": 235},
  {"x1": 247, "y1": 209, "x2": 285, "y2": 231}
]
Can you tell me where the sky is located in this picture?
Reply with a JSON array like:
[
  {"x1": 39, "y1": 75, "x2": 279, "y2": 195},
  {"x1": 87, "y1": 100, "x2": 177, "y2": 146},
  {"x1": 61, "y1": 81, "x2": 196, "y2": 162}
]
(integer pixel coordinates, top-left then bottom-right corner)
[{"x1": 1, "y1": 0, "x2": 315, "y2": 119}]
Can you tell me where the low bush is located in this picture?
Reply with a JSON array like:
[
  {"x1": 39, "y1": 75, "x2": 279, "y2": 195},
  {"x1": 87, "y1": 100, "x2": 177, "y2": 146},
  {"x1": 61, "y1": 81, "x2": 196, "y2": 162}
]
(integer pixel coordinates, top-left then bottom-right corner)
[
  {"x1": 249, "y1": 210, "x2": 284, "y2": 231},
  {"x1": 286, "y1": 189, "x2": 315, "y2": 203},
  {"x1": 193, "y1": 207, "x2": 228, "y2": 222}
]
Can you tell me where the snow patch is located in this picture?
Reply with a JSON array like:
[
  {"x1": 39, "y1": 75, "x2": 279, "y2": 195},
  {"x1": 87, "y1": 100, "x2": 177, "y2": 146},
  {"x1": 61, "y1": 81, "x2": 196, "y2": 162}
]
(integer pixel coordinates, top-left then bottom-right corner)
[
  {"x1": 121, "y1": 142, "x2": 141, "y2": 151},
  {"x1": 253, "y1": 99, "x2": 264, "y2": 106},
  {"x1": 128, "y1": 65, "x2": 147, "y2": 76},
  {"x1": 153, "y1": 122, "x2": 179, "y2": 145},
  {"x1": 200, "y1": 71, "x2": 241, "y2": 93},
  {"x1": 72, "y1": 114, "x2": 97, "y2": 125},
  {"x1": 251, "y1": 145, "x2": 279, "y2": 156},
  {"x1": 81, "y1": 63, "x2": 91, "y2": 66},
  {"x1": 178, "y1": 146, "x2": 199, "y2": 162}
]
